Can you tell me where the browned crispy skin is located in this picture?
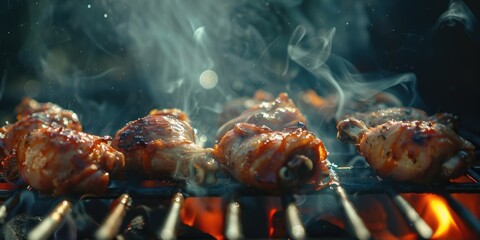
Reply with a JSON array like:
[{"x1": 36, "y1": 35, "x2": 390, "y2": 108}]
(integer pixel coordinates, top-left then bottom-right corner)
[
  {"x1": 1, "y1": 98, "x2": 82, "y2": 159},
  {"x1": 343, "y1": 107, "x2": 459, "y2": 131},
  {"x1": 0, "y1": 111, "x2": 82, "y2": 159},
  {"x1": 344, "y1": 107, "x2": 428, "y2": 127},
  {"x1": 219, "y1": 90, "x2": 274, "y2": 126},
  {"x1": 337, "y1": 119, "x2": 475, "y2": 182},
  {"x1": 111, "y1": 109, "x2": 217, "y2": 183},
  {"x1": 216, "y1": 93, "x2": 306, "y2": 139},
  {"x1": 1, "y1": 98, "x2": 83, "y2": 183},
  {"x1": 214, "y1": 123, "x2": 330, "y2": 193},
  {"x1": 14, "y1": 127, "x2": 125, "y2": 196},
  {"x1": 15, "y1": 97, "x2": 63, "y2": 120}
]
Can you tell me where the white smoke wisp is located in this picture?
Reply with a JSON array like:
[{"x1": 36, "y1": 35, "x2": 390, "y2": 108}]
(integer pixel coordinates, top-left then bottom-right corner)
[
  {"x1": 114, "y1": 1, "x2": 228, "y2": 105},
  {"x1": 17, "y1": 0, "x2": 427, "y2": 135},
  {"x1": 287, "y1": 26, "x2": 335, "y2": 73},
  {"x1": 105, "y1": 1, "x2": 303, "y2": 128},
  {"x1": 286, "y1": 25, "x2": 417, "y2": 121},
  {"x1": 435, "y1": 0, "x2": 479, "y2": 40},
  {"x1": 287, "y1": 26, "x2": 345, "y2": 119}
]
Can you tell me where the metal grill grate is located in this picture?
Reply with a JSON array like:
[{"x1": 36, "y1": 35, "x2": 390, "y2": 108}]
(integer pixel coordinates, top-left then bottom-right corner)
[{"x1": 1, "y1": 165, "x2": 480, "y2": 239}]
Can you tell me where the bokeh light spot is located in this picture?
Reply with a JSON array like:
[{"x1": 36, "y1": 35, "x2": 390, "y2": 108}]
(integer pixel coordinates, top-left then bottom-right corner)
[{"x1": 199, "y1": 70, "x2": 218, "y2": 89}]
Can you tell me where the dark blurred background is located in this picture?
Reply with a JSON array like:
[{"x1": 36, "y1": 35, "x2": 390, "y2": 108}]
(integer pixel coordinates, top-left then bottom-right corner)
[{"x1": 1, "y1": 0, "x2": 479, "y2": 136}]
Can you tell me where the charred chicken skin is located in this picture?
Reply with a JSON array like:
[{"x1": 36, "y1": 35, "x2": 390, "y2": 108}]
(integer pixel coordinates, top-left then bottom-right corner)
[
  {"x1": 111, "y1": 109, "x2": 217, "y2": 184},
  {"x1": 216, "y1": 93, "x2": 306, "y2": 139},
  {"x1": 337, "y1": 118, "x2": 475, "y2": 182},
  {"x1": 12, "y1": 127, "x2": 125, "y2": 196},
  {"x1": 342, "y1": 107, "x2": 459, "y2": 131},
  {"x1": 214, "y1": 123, "x2": 330, "y2": 193}
]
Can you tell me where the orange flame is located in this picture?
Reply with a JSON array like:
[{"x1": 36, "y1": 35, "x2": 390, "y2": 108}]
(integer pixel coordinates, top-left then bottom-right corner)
[
  {"x1": 403, "y1": 194, "x2": 464, "y2": 239},
  {"x1": 180, "y1": 197, "x2": 224, "y2": 240},
  {"x1": 426, "y1": 196, "x2": 459, "y2": 238}
]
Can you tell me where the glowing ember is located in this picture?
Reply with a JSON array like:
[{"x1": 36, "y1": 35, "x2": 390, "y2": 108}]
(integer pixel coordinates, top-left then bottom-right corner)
[
  {"x1": 268, "y1": 208, "x2": 287, "y2": 239},
  {"x1": 180, "y1": 197, "x2": 224, "y2": 239},
  {"x1": 268, "y1": 208, "x2": 277, "y2": 238}
]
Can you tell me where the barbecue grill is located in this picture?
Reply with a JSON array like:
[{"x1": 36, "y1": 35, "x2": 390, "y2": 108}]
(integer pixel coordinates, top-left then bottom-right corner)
[
  {"x1": 1, "y1": 154, "x2": 479, "y2": 239},
  {"x1": 1, "y1": 0, "x2": 480, "y2": 239}
]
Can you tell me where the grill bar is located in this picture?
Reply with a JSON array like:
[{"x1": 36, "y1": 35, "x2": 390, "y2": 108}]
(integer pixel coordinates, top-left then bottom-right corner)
[
  {"x1": 385, "y1": 187, "x2": 432, "y2": 239},
  {"x1": 3, "y1": 183, "x2": 479, "y2": 200},
  {"x1": 224, "y1": 200, "x2": 243, "y2": 240},
  {"x1": 1, "y1": 166, "x2": 480, "y2": 200},
  {"x1": 334, "y1": 185, "x2": 371, "y2": 240},
  {"x1": 467, "y1": 168, "x2": 480, "y2": 182},
  {"x1": 0, "y1": 164, "x2": 478, "y2": 239},
  {"x1": 339, "y1": 182, "x2": 480, "y2": 194},
  {"x1": 158, "y1": 192, "x2": 184, "y2": 240},
  {"x1": 0, "y1": 191, "x2": 20, "y2": 224},
  {"x1": 95, "y1": 194, "x2": 132, "y2": 240},
  {"x1": 441, "y1": 192, "x2": 480, "y2": 236},
  {"x1": 282, "y1": 195, "x2": 306, "y2": 240},
  {"x1": 27, "y1": 200, "x2": 72, "y2": 240}
]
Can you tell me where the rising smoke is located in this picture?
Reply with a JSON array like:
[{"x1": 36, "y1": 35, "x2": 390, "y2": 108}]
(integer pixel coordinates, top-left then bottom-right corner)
[{"x1": 2, "y1": 0, "x2": 477, "y2": 137}]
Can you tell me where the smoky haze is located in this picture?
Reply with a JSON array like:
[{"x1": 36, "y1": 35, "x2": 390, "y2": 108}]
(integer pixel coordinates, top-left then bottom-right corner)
[{"x1": 1, "y1": 0, "x2": 479, "y2": 139}]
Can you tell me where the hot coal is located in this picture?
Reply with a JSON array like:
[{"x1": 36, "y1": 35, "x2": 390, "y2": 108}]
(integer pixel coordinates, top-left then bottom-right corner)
[{"x1": 120, "y1": 205, "x2": 214, "y2": 240}]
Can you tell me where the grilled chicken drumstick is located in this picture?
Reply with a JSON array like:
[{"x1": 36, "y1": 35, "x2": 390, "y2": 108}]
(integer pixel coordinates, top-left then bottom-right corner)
[
  {"x1": 111, "y1": 109, "x2": 217, "y2": 184},
  {"x1": 1, "y1": 99, "x2": 82, "y2": 163},
  {"x1": 1, "y1": 111, "x2": 82, "y2": 157},
  {"x1": 216, "y1": 93, "x2": 306, "y2": 139},
  {"x1": 337, "y1": 118, "x2": 475, "y2": 182},
  {"x1": 214, "y1": 122, "x2": 330, "y2": 193},
  {"x1": 10, "y1": 127, "x2": 125, "y2": 196}
]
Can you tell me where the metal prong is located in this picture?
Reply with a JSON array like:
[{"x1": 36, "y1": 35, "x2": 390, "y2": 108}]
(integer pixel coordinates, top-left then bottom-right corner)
[
  {"x1": 0, "y1": 192, "x2": 21, "y2": 224},
  {"x1": 335, "y1": 185, "x2": 371, "y2": 240},
  {"x1": 282, "y1": 196, "x2": 306, "y2": 240},
  {"x1": 225, "y1": 201, "x2": 243, "y2": 240},
  {"x1": 95, "y1": 194, "x2": 132, "y2": 240},
  {"x1": 158, "y1": 192, "x2": 184, "y2": 240},
  {"x1": 27, "y1": 200, "x2": 72, "y2": 240},
  {"x1": 386, "y1": 188, "x2": 432, "y2": 239}
]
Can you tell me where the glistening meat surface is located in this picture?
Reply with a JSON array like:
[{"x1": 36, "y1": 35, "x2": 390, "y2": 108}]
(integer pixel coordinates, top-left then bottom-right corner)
[
  {"x1": 216, "y1": 93, "x2": 306, "y2": 139},
  {"x1": 14, "y1": 127, "x2": 125, "y2": 196},
  {"x1": 342, "y1": 107, "x2": 459, "y2": 130},
  {"x1": 0, "y1": 99, "x2": 82, "y2": 162},
  {"x1": 214, "y1": 123, "x2": 330, "y2": 193},
  {"x1": 337, "y1": 118, "x2": 475, "y2": 182},
  {"x1": 111, "y1": 109, "x2": 217, "y2": 184}
]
